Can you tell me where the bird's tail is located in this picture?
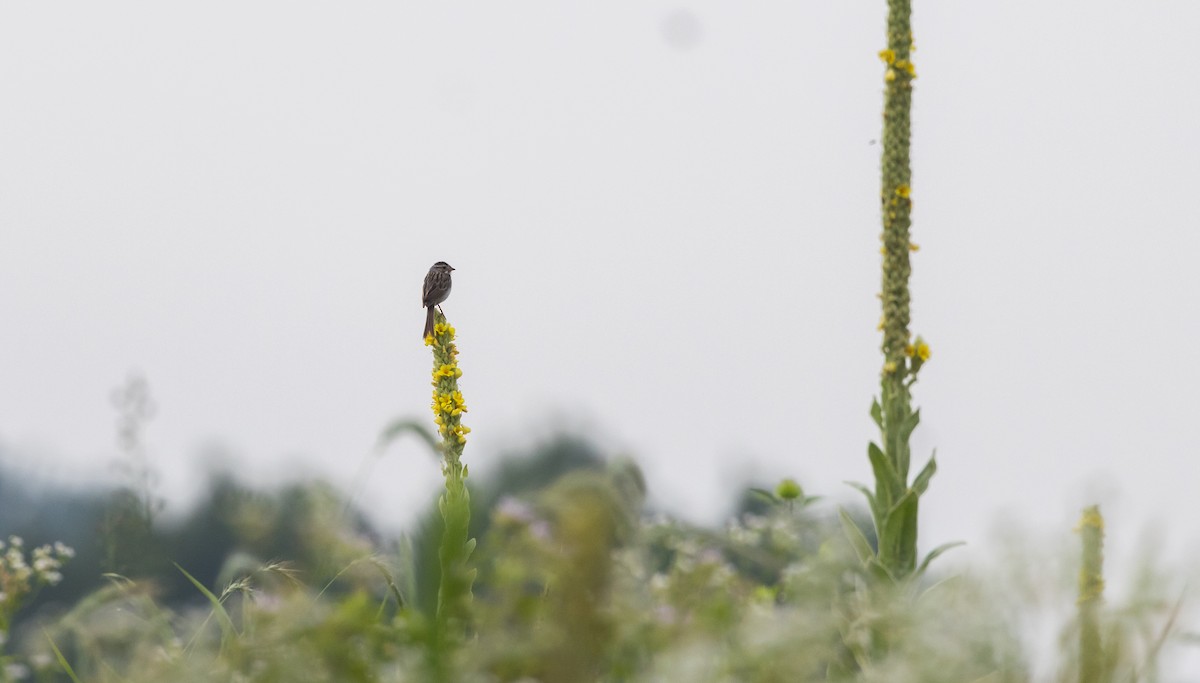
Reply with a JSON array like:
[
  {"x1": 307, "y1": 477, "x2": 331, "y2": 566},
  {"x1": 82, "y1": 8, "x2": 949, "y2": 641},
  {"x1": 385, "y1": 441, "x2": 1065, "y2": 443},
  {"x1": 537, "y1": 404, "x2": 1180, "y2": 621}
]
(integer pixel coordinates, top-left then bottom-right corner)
[{"x1": 423, "y1": 306, "x2": 436, "y2": 340}]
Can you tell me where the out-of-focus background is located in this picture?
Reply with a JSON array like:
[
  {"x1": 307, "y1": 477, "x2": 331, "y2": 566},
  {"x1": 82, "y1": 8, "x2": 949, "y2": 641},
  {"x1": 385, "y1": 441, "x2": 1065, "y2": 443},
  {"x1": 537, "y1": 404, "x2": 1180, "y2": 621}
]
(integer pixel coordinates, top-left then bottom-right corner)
[{"x1": 2, "y1": 1, "x2": 1198, "y2": 575}]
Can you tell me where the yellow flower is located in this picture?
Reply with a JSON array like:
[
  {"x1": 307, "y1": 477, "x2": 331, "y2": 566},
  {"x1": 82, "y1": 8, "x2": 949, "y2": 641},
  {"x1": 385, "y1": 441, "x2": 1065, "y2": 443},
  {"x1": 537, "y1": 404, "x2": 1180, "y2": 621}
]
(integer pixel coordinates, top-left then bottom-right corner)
[
  {"x1": 435, "y1": 363, "x2": 458, "y2": 379},
  {"x1": 895, "y1": 184, "x2": 911, "y2": 198},
  {"x1": 905, "y1": 344, "x2": 916, "y2": 358},
  {"x1": 885, "y1": 68, "x2": 896, "y2": 82},
  {"x1": 916, "y1": 341, "x2": 931, "y2": 361},
  {"x1": 895, "y1": 59, "x2": 916, "y2": 78},
  {"x1": 909, "y1": 242, "x2": 920, "y2": 252},
  {"x1": 452, "y1": 424, "x2": 472, "y2": 444},
  {"x1": 883, "y1": 361, "x2": 898, "y2": 374},
  {"x1": 878, "y1": 49, "x2": 896, "y2": 64},
  {"x1": 424, "y1": 334, "x2": 435, "y2": 346}
]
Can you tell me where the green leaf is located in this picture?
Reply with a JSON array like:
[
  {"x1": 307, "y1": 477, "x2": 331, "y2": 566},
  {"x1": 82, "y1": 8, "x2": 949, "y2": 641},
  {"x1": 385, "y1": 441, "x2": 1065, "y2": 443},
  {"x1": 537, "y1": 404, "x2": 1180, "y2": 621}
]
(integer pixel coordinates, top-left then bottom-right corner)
[
  {"x1": 843, "y1": 481, "x2": 877, "y2": 520},
  {"x1": 839, "y1": 508, "x2": 875, "y2": 566},
  {"x1": 917, "y1": 574, "x2": 959, "y2": 600},
  {"x1": 866, "y1": 557, "x2": 897, "y2": 584},
  {"x1": 870, "y1": 398, "x2": 883, "y2": 429},
  {"x1": 880, "y1": 490, "x2": 919, "y2": 575},
  {"x1": 376, "y1": 418, "x2": 442, "y2": 460},
  {"x1": 175, "y1": 562, "x2": 238, "y2": 647},
  {"x1": 868, "y1": 442, "x2": 903, "y2": 499},
  {"x1": 899, "y1": 409, "x2": 921, "y2": 443},
  {"x1": 912, "y1": 451, "x2": 937, "y2": 495},
  {"x1": 45, "y1": 632, "x2": 82, "y2": 683},
  {"x1": 748, "y1": 488, "x2": 779, "y2": 506},
  {"x1": 916, "y1": 541, "x2": 966, "y2": 577}
]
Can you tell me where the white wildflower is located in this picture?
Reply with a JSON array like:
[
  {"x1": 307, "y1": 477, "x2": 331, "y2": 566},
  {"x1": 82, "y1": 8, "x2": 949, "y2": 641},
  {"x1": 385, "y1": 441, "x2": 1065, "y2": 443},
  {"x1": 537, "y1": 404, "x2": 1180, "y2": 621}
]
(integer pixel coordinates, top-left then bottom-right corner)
[{"x1": 33, "y1": 555, "x2": 57, "y2": 574}]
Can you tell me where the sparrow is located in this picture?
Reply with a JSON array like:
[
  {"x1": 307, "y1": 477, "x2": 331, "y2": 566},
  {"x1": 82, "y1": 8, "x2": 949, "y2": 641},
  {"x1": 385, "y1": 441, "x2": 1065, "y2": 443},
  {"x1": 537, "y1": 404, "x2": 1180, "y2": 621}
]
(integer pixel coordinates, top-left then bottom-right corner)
[{"x1": 422, "y1": 261, "x2": 454, "y2": 339}]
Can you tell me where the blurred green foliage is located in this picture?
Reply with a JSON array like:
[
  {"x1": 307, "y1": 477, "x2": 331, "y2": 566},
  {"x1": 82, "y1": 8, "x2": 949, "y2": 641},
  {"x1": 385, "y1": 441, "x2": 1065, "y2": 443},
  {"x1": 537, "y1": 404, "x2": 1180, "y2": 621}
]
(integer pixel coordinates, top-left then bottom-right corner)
[{"x1": 0, "y1": 434, "x2": 1187, "y2": 682}]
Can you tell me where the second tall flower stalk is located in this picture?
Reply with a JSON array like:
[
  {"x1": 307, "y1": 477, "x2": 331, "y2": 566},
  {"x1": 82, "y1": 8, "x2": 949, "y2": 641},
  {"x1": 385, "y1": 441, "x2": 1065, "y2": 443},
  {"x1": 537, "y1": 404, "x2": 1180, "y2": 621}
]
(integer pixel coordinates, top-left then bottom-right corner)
[{"x1": 842, "y1": 0, "x2": 954, "y2": 583}]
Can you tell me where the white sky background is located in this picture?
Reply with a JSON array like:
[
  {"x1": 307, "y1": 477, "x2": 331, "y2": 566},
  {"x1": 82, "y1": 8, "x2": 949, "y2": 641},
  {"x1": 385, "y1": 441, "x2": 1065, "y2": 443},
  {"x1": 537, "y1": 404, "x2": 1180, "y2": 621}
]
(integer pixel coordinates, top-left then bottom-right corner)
[{"x1": 2, "y1": 0, "x2": 1199, "y2": 593}]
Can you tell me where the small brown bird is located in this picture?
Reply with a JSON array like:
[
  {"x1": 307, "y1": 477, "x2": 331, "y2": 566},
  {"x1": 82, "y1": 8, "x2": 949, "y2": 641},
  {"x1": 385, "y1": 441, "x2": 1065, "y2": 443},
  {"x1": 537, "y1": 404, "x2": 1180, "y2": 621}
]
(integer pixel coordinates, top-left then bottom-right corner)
[{"x1": 422, "y1": 261, "x2": 454, "y2": 338}]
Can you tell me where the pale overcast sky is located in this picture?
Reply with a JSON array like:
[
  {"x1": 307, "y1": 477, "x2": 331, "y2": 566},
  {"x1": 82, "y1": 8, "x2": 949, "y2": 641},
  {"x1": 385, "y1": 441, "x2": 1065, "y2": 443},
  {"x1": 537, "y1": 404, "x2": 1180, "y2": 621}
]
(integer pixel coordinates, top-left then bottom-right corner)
[{"x1": 2, "y1": 2, "x2": 1199, "y2": 580}]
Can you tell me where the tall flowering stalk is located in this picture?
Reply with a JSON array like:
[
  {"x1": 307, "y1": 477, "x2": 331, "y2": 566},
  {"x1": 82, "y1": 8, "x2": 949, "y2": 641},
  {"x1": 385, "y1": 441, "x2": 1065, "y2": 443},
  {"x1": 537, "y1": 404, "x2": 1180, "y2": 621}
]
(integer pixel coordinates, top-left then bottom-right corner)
[
  {"x1": 1077, "y1": 506, "x2": 1105, "y2": 682},
  {"x1": 842, "y1": 0, "x2": 954, "y2": 582},
  {"x1": 424, "y1": 312, "x2": 475, "y2": 671}
]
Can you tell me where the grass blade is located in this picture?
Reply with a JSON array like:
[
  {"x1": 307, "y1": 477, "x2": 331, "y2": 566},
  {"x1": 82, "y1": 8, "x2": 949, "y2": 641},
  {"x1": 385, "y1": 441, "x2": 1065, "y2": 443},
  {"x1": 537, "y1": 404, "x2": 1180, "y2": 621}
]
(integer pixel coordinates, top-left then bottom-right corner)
[
  {"x1": 45, "y1": 631, "x2": 83, "y2": 683},
  {"x1": 175, "y1": 562, "x2": 237, "y2": 647}
]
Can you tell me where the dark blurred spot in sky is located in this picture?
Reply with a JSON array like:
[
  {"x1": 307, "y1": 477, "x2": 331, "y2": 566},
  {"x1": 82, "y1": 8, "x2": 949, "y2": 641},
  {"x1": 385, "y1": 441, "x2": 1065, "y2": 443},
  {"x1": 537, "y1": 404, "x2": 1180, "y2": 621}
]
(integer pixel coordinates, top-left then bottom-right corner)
[{"x1": 660, "y1": 9, "x2": 702, "y2": 51}]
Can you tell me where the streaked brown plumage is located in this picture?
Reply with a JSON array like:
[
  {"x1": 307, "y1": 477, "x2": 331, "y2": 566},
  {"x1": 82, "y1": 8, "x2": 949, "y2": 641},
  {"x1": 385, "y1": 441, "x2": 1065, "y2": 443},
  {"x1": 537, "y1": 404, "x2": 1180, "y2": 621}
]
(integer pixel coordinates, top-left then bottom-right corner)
[{"x1": 422, "y1": 261, "x2": 454, "y2": 338}]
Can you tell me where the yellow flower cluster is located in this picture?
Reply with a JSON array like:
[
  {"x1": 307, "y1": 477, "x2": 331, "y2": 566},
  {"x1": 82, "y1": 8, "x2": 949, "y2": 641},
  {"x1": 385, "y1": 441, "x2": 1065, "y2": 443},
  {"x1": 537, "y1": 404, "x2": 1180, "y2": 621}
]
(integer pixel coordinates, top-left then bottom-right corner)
[
  {"x1": 428, "y1": 315, "x2": 470, "y2": 448},
  {"x1": 879, "y1": 50, "x2": 916, "y2": 81},
  {"x1": 424, "y1": 321, "x2": 456, "y2": 346},
  {"x1": 904, "y1": 339, "x2": 931, "y2": 361},
  {"x1": 434, "y1": 364, "x2": 462, "y2": 380},
  {"x1": 894, "y1": 184, "x2": 911, "y2": 199},
  {"x1": 448, "y1": 423, "x2": 472, "y2": 444},
  {"x1": 433, "y1": 390, "x2": 468, "y2": 417}
]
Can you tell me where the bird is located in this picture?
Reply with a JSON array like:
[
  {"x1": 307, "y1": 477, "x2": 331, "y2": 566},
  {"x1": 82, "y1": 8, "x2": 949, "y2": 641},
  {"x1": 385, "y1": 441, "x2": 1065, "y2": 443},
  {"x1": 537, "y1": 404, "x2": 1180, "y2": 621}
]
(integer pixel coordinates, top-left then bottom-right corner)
[{"x1": 422, "y1": 261, "x2": 454, "y2": 339}]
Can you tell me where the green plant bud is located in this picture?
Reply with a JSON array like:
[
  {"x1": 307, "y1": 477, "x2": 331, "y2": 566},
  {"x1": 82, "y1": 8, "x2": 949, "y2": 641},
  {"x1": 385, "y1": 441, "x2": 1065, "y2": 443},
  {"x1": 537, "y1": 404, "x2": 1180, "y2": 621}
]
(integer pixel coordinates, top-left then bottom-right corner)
[{"x1": 776, "y1": 478, "x2": 803, "y2": 501}]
